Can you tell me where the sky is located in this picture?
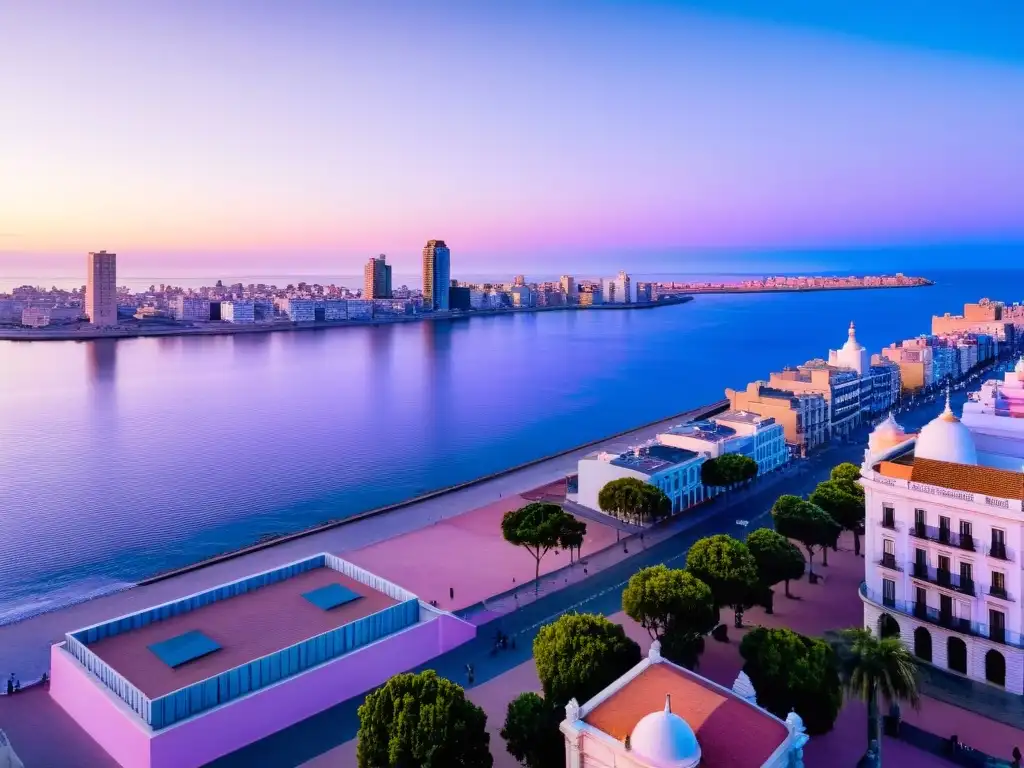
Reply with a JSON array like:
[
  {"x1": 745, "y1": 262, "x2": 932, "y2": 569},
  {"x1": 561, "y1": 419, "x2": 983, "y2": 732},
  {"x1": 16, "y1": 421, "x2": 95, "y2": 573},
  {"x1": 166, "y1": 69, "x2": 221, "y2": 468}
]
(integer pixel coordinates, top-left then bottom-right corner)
[{"x1": 1, "y1": 0, "x2": 1023, "y2": 278}]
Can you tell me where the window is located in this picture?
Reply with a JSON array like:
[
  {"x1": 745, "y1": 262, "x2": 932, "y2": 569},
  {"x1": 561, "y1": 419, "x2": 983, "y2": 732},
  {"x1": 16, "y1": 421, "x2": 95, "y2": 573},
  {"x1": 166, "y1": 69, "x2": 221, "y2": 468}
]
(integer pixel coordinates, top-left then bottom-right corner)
[
  {"x1": 992, "y1": 571, "x2": 1007, "y2": 599},
  {"x1": 959, "y1": 520, "x2": 972, "y2": 538},
  {"x1": 989, "y1": 609, "x2": 1006, "y2": 643},
  {"x1": 939, "y1": 516, "x2": 951, "y2": 543},
  {"x1": 882, "y1": 578, "x2": 896, "y2": 607},
  {"x1": 939, "y1": 593, "x2": 953, "y2": 618},
  {"x1": 882, "y1": 539, "x2": 896, "y2": 569},
  {"x1": 914, "y1": 508, "x2": 926, "y2": 527},
  {"x1": 882, "y1": 505, "x2": 896, "y2": 529},
  {"x1": 959, "y1": 562, "x2": 974, "y2": 594},
  {"x1": 991, "y1": 529, "x2": 1008, "y2": 560},
  {"x1": 937, "y1": 555, "x2": 951, "y2": 586}
]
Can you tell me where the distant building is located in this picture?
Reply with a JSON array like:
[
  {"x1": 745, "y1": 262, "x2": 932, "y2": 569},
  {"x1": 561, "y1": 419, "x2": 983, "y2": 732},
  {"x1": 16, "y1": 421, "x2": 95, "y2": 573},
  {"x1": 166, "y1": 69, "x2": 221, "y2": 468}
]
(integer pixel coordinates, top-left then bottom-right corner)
[
  {"x1": 448, "y1": 286, "x2": 471, "y2": 311},
  {"x1": 21, "y1": 306, "x2": 50, "y2": 328},
  {"x1": 769, "y1": 361, "x2": 862, "y2": 439},
  {"x1": 883, "y1": 342, "x2": 935, "y2": 392},
  {"x1": 828, "y1": 322, "x2": 869, "y2": 375},
  {"x1": 636, "y1": 282, "x2": 654, "y2": 303},
  {"x1": 579, "y1": 289, "x2": 603, "y2": 307},
  {"x1": 866, "y1": 359, "x2": 901, "y2": 415},
  {"x1": 509, "y1": 286, "x2": 532, "y2": 308},
  {"x1": 560, "y1": 275, "x2": 576, "y2": 303},
  {"x1": 577, "y1": 441, "x2": 705, "y2": 515},
  {"x1": 171, "y1": 296, "x2": 211, "y2": 322},
  {"x1": 725, "y1": 382, "x2": 828, "y2": 456},
  {"x1": 561, "y1": 641, "x2": 807, "y2": 768},
  {"x1": 933, "y1": 308, "x2": 1013, "y2": 344},
  {"x1": 513, "y1": 274, "x2": 526, "y2": 287},
  {"x1": 422, "y1": 239, "x2": 451, "y2": 311},
  {"x1": 346, "y1": 299, "x2": 374, "y2": 320},
  {"x1": 363, "y1": 255, "x2": 392, "y2": 299},
  {"x1": 658, "y1": 411, "x2": 787, "y2": 476},
  {"x1": 601, "y1": 271, "x2": 632, "y2": 304},
  {"x1": 283, "y1": 299, "x2": 316, "y2": 322},
  {"x1": 221, "y1": 300, "x2": 255, "y2": 324},
  {"x1": 86, "y1": 250, "x2": 118, "y2": 326}
]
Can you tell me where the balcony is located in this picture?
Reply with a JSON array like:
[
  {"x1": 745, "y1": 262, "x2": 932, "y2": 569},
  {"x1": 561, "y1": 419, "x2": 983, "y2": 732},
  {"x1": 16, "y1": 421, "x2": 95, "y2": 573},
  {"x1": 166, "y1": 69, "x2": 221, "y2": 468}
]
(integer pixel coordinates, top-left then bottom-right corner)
[
  {"x1": 860, "y1": 583, "x2": 1024, "y2": 649},
  {"x1": 878, "y1": 553, "x2": 902, "y2": 572},
  {"x1": 910, "y1": 563, "x2": 976, "y2": 596},
  {"x1": 909, "y1": 523, "x2": 975, "y2": 552},
  {"x1": 987, "y1": 541, "x2": 1013, "y2": 562},
  {"x1": 989, "y1": 584, "x2": 1013, "y2": 601}
]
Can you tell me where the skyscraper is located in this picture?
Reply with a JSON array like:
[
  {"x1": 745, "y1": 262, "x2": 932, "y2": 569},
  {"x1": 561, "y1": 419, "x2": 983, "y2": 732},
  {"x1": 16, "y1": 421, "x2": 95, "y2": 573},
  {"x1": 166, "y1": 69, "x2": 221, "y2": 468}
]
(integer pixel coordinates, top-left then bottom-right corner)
[
  {"x1": 560, "y1": 275, "x2": 576, "y2": 302},
  {"x1": 422, "y1": 239, "x2": 451, "y2": 311},
  {"x1": 86, "y1": 250, "x2": 118, "y2": 326},
  {"x1": 364, "y1": 254, "x2": 392, "y2": 299}
]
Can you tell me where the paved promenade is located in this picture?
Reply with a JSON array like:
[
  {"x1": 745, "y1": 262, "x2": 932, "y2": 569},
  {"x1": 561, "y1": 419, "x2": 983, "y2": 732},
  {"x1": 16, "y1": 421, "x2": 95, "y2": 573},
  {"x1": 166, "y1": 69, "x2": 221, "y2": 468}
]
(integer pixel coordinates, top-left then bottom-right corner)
[{"x1": 0, "y1": 402, "x2": 719, "y2": 681}]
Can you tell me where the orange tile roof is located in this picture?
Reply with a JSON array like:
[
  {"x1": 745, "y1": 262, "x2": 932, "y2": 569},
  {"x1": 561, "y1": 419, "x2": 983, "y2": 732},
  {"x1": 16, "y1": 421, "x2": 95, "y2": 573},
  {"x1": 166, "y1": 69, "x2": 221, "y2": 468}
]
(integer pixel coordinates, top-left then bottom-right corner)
[
  {"x1": 583, "y1": 664, "x2": 788, "y2": 767},
  {"x1": 910, "y1": 457, "x2": 1024, "y2": 501}
]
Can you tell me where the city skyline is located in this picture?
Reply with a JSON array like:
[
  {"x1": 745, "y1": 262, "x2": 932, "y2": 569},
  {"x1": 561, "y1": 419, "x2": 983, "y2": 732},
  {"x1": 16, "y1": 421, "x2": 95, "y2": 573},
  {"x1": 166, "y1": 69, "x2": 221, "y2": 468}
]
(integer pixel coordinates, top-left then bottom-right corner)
[{"x1": 1, "y1": 1, "x2": 1023, "y2": 275}]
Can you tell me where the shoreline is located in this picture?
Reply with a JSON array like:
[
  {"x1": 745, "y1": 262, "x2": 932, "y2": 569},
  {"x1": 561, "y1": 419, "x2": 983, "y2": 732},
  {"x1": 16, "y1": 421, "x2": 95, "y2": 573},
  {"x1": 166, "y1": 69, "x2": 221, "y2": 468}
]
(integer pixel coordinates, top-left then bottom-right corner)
[
  {"x1": 672, "y1": 280, "x2": 933, "y2": 296},
  {"x1": 0, "y1": 296, "x2": 694, "y2": 342}
]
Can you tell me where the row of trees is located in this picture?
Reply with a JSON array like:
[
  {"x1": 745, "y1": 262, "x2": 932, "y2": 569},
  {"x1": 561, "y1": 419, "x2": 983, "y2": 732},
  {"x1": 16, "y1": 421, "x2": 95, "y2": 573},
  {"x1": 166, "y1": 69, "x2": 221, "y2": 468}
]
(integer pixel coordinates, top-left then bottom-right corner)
[
  {"x1": 597, "y1": 477, "x2": 671, "y2": 525},
  {"x1": 354, "y1": 621, "x2": 920, "y2": 766},
  {"x1": 700, "y1": 452, "x2": 759, "y2": 488}
]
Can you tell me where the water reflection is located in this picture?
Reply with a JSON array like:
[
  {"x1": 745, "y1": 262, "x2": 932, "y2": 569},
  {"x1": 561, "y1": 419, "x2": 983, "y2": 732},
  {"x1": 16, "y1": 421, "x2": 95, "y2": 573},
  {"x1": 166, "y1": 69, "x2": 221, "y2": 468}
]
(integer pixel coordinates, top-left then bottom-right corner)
[{"x1": 86, "y1": 339, "x2": 117, "y2": 387}]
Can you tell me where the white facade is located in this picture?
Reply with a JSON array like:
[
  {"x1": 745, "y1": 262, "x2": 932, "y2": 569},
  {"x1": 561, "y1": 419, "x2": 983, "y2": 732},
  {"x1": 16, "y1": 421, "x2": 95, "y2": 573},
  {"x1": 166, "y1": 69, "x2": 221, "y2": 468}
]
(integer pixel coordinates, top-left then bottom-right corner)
[
  {"x1": 577, "y1": 441, "x2": 706, "y2": 515},
  {"x1": 657, "y1": 412, "x2": 787, "y2": 476},
  {"x1": 221, "y1": 300, "x2": 255, "y2": 324},
  {"x1": 171, "y1": 296, "x2": 211, "y2": 322},
  {"x1": 601, "y1": 271, "x2": 633, "y2": 304},
  {"x1": 21, "y1": 307, "x2": 50, "y2": 327},
  {"x1": 861, "y1": 377, "x2": 1024, "y2": 694},
  {"x1": 284, "y1": 299, "x2": 316, "y2": 322},
  {"x1": 828, "y1": 321, "x2": 869, "y2": 375}
]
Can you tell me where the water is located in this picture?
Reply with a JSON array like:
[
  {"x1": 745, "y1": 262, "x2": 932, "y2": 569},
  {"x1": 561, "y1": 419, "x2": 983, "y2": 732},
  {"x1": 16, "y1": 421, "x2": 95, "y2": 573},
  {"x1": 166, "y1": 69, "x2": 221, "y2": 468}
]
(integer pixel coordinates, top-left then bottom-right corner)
[{"x1": 0, "y1": 268, "x2": 1017, "y2": 623}]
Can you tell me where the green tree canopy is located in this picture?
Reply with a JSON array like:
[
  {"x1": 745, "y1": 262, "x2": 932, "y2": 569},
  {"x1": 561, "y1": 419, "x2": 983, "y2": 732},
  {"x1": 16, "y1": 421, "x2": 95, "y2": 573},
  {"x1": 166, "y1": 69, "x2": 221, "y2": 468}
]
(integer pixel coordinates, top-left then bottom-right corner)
[
  {"x1": 533, "y1": 613, "x2": 642, "y2": 707},
  {"x1": 685, "y1": 534, "x2": 760, "y2": 626},
  {"x1": 558, "y1": 515, "x2": 588, "y2": 563},
  {"x1": 502, "y1": 502, "x2": 579, "y2": 589},
  {"x1": 830, "y1": 462, "x2": 863, "y2": 493},
  {"x1": 740, "y1": 627, "x2": 842, "y2": 735},
  {"x1": 622, "y1": 565, "x2": 719, "y2": 641},
  {"x1": 500, "y1": 693, "x2": 564, "y2": 768},
  {"x1": 771, "y1": 498, "x2": 840, "y2": 575},
  {"x1": 809, "y1": 479, "x2": 865, "y2": 555},
  {"x1": 831, "y1": 628, "x2": 920, "y2": 761},
  {"x1": 746, "y1": 528, "x2": 806, "y2": 598},
  {"x1": 597, "y1": 477, "x2": 670, "y2": 524},
  {"x1": 356, "y1": 670, "x2": 492, "y2": 768},
  {"x1": 701, "y1": 453, "x2": 759, "y2": 487}
]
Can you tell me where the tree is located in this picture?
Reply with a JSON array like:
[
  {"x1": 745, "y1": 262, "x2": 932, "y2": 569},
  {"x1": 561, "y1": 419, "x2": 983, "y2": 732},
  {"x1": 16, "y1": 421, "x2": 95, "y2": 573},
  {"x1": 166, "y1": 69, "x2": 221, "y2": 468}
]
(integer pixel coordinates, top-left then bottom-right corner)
[
  {"x1": 558, "y1": 515, "x2": 587, "y2": 564},
  {"x1": 500, "y1": 693, "x2": 564, "y2": 768},
  {"x1": 597, "y1": 478, "x2": 670, "y2": 525},
  {"x1": 533, "y1": 613, "x2": 642, "y2": 707},
  {"x1": 832, "y1": 628, "x2": 920, "y2": 762},
  {"x1": 831, "y1": 462, "x2": 862, "y2": 490},
  {"x1": 746, "y1": 528, "x2": 806, "y2": 599},
  {"x1": 739, "y1": 627, "x2": 842, "y2": 735},
  {"x1": 622, "y1": 565, "x2": 718, "y2": 643},
  {"x1": 700, "y1": 453, "x2": 759, "y2": 488},
  {"x1": 772, "y1": 498, "x2": 840, "y2": 577},
  {"x1": 356, "y1": 670, "x2": 492, "y2": 768},
  {"x1": 810, "y1": 479, "x2": 865, "y2": 556},
  {"x1": 685, "y1": 534, "x2": 760, "y2": 627},
  {"x1": 502, "y1": 502, "x2": 576, "y2": 591}
]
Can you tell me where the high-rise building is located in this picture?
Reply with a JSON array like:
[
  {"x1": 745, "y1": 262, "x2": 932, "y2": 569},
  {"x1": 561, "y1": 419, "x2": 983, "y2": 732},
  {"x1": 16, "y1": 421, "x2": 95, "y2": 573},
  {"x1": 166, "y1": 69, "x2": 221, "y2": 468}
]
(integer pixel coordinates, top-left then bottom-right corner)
[
  {"x1": 560, "y1": 275, "x2": 576, "y2": 303},
  {"x1": 422, "y1": 239, "x2": 451, "y2": 311},
  {"x1": 86, "y1": 250, "x2": 118, "y2": 326},
  {"x1": 513, "y1": 274, "x2": 526, "y2": 287},
  {"x1": 364, "y1": 254, "x2": 392, "y2": 299}
]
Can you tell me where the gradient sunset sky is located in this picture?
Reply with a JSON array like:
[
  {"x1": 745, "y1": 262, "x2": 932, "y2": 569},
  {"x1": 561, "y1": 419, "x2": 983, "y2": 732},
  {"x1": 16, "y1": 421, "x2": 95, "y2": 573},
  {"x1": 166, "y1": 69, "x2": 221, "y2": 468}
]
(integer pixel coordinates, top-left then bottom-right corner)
[{"x1": 1, "y1": 0, "x2": 1023, "y2": 277}]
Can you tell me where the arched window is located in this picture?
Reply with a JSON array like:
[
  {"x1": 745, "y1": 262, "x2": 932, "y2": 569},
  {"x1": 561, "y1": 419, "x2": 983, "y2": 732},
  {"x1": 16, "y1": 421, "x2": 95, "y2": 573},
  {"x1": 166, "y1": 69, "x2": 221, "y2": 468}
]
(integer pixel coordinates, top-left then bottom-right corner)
[
  {"x1": 914, "y1": 627, "x2": 932, "y2": 662},
  {"x1": 879, "y1": 613, "x2": 900, "y2": 639},
  {"x1": 985, "y1": 650, "x2": 1006, "y2": 687},
  {"x1": 947, "y1": 637, "x2": 968, "y2": 674}
]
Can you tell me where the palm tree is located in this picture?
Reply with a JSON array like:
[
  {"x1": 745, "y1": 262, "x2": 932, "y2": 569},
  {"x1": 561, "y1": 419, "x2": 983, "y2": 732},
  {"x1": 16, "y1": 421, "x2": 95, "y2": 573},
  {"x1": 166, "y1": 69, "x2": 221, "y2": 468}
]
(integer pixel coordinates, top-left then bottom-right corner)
[{"x1": 833, "y1": 628, "x2": 920, "y2": 762}]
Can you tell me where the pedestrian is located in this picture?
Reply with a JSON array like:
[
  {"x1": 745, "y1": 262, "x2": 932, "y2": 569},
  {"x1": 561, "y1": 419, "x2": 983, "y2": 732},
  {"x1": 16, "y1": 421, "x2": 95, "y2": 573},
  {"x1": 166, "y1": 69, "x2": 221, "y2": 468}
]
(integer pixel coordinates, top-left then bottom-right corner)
[
  {"x1": 1012, "y1": 747, "x2": 1022, "y2": 768},
  {"x1": 450, "y1": 586, "x2": 454, "y2": 600}
]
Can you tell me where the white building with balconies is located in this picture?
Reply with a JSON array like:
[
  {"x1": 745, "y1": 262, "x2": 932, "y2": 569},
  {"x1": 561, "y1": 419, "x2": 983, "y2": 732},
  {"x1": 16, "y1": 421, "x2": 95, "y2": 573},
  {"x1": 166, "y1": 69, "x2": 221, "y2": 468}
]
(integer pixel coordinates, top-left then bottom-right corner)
[{"x1": 861, "y1": 369, "x2": 1024, "y2": 695}]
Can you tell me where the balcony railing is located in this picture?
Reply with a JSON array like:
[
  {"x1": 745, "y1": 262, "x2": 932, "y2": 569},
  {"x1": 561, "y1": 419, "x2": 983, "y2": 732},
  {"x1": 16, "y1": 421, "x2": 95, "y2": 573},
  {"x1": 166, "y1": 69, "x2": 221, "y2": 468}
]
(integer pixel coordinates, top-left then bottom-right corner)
[
  {"x1": 909, "y1": 523, "x2": 975, "y2": 551},
  {"x1": 879, "y1": 553, "x2": 902, "y2": 571},
  {"x1": 989, "y1": 584, "x2": 1013, "y2": 601},
  {"x1": 910, "y1": 563, "x2": 976, "y2": 596},
  {"x1": 987, "y1": 541, "x2": 1013, "y2": 562},
  {"x1": 860, "y1": 583, "x2": 1024, "y2": 649}
]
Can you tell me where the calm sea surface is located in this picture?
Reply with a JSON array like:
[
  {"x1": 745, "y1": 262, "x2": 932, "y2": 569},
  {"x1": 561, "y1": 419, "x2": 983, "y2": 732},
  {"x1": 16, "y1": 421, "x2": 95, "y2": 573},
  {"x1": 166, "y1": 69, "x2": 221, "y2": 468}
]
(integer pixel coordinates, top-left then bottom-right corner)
[{"x1": 0, "y1": 268, "x2": 1019, "y2": 623}]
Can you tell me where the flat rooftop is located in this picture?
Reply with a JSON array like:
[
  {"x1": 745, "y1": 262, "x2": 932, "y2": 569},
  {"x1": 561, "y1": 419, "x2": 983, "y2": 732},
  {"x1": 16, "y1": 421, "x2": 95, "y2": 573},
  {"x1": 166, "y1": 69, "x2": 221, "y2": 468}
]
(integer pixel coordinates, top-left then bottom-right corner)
[
  {"x1": 664, "y1": 420, "x2": 736, "y2": 442},
  {"x1": 87, "y1": 568, "x2": 396, "y2": 698},
  {"x1": 610, "y1": 443, "x2": 698, "y2": 474},
  {"x1": 584, "y1": 663, "x2": 788, "y2": 767},
  {"x1": 715, "y1": 410, "x2": 772, "y2": 426}
]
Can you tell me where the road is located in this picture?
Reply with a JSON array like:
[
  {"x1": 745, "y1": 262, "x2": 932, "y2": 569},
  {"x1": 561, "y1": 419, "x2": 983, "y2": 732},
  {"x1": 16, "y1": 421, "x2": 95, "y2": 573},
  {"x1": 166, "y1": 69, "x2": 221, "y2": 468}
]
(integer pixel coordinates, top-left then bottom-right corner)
[{"x1": 211, "y1": 392, "x2": 961, "y2": 768}]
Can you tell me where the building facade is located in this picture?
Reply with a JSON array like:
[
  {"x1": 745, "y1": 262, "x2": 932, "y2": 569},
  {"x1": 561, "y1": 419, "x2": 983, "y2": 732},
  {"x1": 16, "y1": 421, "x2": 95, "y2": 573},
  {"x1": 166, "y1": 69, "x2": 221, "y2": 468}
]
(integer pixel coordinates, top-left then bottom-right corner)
[
  {"x1": 560, "y1": 275, "x2": 576, "y2": 303},
  {"x1": 769, "y1": 361, "x2": 861, "y2": 439},
  {"x1": 861, "y1": 368, "x2": 1024, "y2": 695},
  {"x1": 657, "y1": 412, "x2": 787, "y2": 476},
  {"x1": 725, "y1": 382, "x2": 828, "y2": 456},
  {"x1": 171, "y1": 296, "x2": 211, "y2": 322},
  {"x1": 422, "y1": 239, "x2": 451, "y2": 311},
  {"x1": 86, "y1": 250, "x2": 118, "y2": 326},
  {"x1": 363, "y1": 255, "x2": 392, "y2": 299},
  {"x1": 577, "y1": 442, "x2": 706, "y2": 515},
  {"x1": 221, "y1": 301, "x2": 255, "y2": 324},
  {"x1": 601, "y1": 271, "x2": 633, "y2": 304}
]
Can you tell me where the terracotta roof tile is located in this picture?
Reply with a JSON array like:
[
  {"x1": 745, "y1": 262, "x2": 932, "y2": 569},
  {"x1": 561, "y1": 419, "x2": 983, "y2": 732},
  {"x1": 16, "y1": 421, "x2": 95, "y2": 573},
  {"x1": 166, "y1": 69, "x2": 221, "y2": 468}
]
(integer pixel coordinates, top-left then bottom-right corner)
[
  {"x1": 910, "y1": 457, "x2": 1024, "y2": 501},
  {"x1": 583, "y1": 664, "x2": 788, "y2": 767}
]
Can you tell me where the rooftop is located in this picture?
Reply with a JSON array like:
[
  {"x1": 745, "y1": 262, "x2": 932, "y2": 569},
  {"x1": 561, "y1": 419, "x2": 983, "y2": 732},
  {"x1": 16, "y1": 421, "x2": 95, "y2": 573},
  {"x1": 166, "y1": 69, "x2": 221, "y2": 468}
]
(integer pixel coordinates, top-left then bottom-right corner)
[
  {"x1": 715, "y1": 410, "x2": 774, "y2": 427},
  {"x1": 610, "y1": 443, "x2": 699, "y2": 474},
  {"x1": 583, "y1": 663, "x2": 789, "y2": 767},
  {"x1": 664, "y1": 420, "x2": 737, "y2": 442},
  {"x1": 874, "y1": 453, "x2": 1024, "y2": 502},
  {"x1": 85, "y1": 567, "x2": 397, "y2": 698}
]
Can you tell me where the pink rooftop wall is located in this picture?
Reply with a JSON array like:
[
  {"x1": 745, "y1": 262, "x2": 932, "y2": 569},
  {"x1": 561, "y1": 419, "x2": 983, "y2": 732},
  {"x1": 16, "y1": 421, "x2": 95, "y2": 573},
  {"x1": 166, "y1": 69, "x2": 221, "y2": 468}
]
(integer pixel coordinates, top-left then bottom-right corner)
[{"x1": 51, "y1": 611, "x2": 476, "y2": 768}]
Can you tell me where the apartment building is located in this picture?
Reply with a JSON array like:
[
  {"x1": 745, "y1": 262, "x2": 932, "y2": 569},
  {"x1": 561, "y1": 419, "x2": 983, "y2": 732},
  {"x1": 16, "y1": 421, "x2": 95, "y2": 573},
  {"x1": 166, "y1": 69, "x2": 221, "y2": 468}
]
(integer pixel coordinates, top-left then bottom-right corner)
[
  {"x1": 170, "y1": 296, "x2": 211, "y2": 322},
  {"x1": 221, "y1": 300, "x2": 255, "y2": 324},
  {"x1": 861, "y1": 364, "x2": 1024, "y2": 694},
  {"x1": 769, "y1": 360, "x2": 861, "y2": 439},
  {"x1": 577, "y1": 441, "x2": 706, "y2": 515},
  {"x1": 657, "y1": 411, "x2": 787, "y2": 475},
  {"x1": 725, "y1": 382, "x2": 828, "y2": 456}
]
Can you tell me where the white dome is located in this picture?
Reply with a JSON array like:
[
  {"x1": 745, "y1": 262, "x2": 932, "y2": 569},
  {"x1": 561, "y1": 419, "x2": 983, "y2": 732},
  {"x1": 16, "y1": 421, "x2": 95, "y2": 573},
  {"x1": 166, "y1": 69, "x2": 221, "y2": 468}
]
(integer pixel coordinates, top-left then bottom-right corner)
[
  {"x1": 915, "y1": 395, "x2": 977, "y2": 465},
  {"x1": 630, "y1": 696, "x2": 701, "y2": 768},
  {"x1": 842, "y1": 321, "x2": 863, "y2": 352},
  {"x1": 869, "y1": 413, "x2": 907, "y2": 453}
]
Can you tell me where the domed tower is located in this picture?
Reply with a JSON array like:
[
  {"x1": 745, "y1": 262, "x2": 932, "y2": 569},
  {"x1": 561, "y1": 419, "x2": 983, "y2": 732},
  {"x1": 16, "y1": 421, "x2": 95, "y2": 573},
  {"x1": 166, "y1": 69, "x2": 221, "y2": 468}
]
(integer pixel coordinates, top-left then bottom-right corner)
[
  {"x1": 914, "y1": 391, "x2": 978, "y2": 465},
  {"x1": 629, "y1": 695, "x2": 702, "y2": 768},
  {"x1": 867, "y1": 413, "x2": 908, "y2": 457}
]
